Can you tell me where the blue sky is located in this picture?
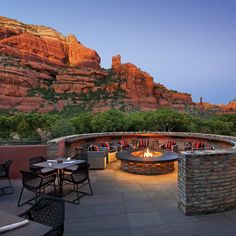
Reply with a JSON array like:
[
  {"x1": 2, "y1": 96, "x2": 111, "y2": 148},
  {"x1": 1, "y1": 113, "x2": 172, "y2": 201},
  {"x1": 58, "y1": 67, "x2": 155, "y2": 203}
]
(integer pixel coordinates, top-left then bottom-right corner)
[{"x1": 1, "y1": 0, "x2": 236, "y2": 104}]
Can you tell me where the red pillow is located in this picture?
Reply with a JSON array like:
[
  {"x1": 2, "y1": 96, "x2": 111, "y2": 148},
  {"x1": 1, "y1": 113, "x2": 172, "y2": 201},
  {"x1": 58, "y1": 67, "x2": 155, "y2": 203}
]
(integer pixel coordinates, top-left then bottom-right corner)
[
  {"x1": 124, "y1": 140, "x2": 128, "y2": 148},
  {"x1": 90, "y1": 145, "x2": 99, "y2": 151},
  {"x1": 196, "y1": 142, "x2": 201, "y2": 149},
  {"x1": 104, "y1": 142, "x2": 110, "y2": 148},
  {"x1": 167, "y1": 140, "x2": 170, "y2": 149}
]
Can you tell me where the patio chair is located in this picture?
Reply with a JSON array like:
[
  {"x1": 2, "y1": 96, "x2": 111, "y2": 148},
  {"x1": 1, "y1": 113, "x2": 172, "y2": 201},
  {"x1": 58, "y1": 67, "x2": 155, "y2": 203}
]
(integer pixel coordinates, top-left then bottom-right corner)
[
  {"x1": 118, "y1": 139, "x2": 133, "y2": 150},
  {"x1": 0, "y1": 160, "x2": 14, "y2": 196},
  {"x1": 29, "y1": 156, "x2": 57, "y2": 176},
  {"x1": 138, "y1": 139, "x2": 149, "y2": 149},
  {"x1": 61, "y1": 163, "x2": 93, "y2": 204},
  {"x1": 64, "y1": 153, "x2": 88, "y2": 172},
  {"x1": 17, "y1": 170, "x2": 57, "y2": 207},
  {"x1": 87, "y1": 151, "x2": 107, "y2": 169},
  {"x1": 161, "y1": 140, "x2": 177, "y2": 151},
  {"x1": 191, "y1": 141, "x2": 206, "y2": 151},
  {"x1": 19, "y1": 196, "x2": 65, "y2": 236}
]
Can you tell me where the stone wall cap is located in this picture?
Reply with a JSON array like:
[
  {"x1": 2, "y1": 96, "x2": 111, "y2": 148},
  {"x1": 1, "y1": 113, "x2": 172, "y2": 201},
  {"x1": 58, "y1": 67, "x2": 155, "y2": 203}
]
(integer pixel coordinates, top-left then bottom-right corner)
[
  {"x1": 180, "y1": 148, "x2": 236, "y2": 157},
  {"x1": 48, "y1": 132, "x2": 236, "y2": 148}
]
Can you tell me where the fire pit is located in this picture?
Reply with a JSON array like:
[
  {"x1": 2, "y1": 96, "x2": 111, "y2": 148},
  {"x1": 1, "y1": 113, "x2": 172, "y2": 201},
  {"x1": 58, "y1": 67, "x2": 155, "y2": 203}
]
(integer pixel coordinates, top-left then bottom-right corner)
[
  {"x1": 117, "y1": 148, "x2": 178, "y2": 175},
  {"x1": 132, "y1": 148, "x2": 163, "y2": 158}
]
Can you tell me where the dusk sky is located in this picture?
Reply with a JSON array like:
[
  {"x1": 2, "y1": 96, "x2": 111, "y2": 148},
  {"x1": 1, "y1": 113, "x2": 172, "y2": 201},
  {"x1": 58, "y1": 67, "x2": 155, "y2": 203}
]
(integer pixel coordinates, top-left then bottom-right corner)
[{"x1": 1, "y1": 0, "x2": 236, "y2": 104}]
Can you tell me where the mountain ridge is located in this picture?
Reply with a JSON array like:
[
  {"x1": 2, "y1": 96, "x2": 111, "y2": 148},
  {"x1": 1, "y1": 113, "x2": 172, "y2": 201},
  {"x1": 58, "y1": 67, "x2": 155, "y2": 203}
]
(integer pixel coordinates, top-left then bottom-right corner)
[{"x1": 0, "y1": 16, "x2": 234, "y2": 114}]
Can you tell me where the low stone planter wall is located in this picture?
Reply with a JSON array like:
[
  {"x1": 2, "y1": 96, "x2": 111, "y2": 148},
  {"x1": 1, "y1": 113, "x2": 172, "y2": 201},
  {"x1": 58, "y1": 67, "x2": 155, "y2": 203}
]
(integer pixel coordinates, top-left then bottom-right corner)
[{"x1": 178, "y1": 149, "x2": 236, "y2": 215}]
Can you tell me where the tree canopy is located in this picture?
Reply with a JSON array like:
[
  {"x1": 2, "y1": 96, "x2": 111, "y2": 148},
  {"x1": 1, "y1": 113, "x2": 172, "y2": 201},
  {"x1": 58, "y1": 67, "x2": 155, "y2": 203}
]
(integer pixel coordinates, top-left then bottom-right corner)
[{"x1": 0, "y1": 107, "x2": 235, "y2": 141}]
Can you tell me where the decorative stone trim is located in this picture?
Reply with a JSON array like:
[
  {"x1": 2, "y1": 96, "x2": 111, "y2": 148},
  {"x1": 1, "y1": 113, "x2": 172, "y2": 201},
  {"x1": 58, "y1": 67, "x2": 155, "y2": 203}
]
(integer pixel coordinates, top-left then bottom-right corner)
[{"x1": 120, "y1": 160, "x2": 174, "y2": 175}]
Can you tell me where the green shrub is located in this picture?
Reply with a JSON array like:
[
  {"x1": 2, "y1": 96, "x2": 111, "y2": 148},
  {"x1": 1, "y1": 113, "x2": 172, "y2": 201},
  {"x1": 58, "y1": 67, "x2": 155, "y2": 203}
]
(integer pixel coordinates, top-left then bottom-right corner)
[
  {"x1": 91, "y1": 110, "x2": 127, "y2": 132},
  {"x1": 50, "y1": 119, "x2": 75, "y2": 138},
  {"x1": 71, "y1": 112, "x2": 93, "y2": 134}
]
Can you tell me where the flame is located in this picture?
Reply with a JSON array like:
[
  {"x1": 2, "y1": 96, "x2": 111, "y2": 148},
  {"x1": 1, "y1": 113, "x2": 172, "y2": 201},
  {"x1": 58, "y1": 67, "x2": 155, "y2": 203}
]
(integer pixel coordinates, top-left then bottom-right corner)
[{"x1": 143, "y1": 148, "x2": 153, "y2": 158}]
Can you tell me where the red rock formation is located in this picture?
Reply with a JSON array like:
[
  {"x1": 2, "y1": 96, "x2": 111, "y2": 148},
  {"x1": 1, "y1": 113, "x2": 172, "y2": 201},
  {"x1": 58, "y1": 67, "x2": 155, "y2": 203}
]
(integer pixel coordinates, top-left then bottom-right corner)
[
  {"x1": 214, "y1": 100, "x2": 236, "y2": 114},
  {"x1": 0, "y1": 16, "x2": 100, "y2": 68},
  {"x1": 111, "y1": 55, "x2": 158, "y2": 110},
  {"x1": 194, "y1": 99, "x2": 236, "y2": 114},
  {"x1": 0, "y1": 16, "x2": 102, "y2": 111},
  {"x1": 153, "y1": 84, "x2": 193, "y2": 110},
  {"x1": 0, "y1": 16, "x2": 196, "y2": 113},
  {"x1": 112, "y1": 55, "x2": 193, "y2": 110},
  {"x1": 66, "y1": 34, "x2": 100, "y2": 69},
  {"x1": 112, "y1": 54, "x2": 121, "y2": 69},
  {"x1": 52, "y1": 67, "x2": 107, "y2": 94}
]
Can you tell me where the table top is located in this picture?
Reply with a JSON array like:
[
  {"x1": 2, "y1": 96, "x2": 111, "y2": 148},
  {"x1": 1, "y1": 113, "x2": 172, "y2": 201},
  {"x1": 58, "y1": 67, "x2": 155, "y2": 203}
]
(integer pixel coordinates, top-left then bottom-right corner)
[
  {"x1": 33, "y1": 158, "x2": 85, "y2": 169},
  {"x1": 0, "y1": 210, "x2": 51, "y2": 236},
  {"x1": 117, "y1": 150, "x2": 178, "y2": 163}
]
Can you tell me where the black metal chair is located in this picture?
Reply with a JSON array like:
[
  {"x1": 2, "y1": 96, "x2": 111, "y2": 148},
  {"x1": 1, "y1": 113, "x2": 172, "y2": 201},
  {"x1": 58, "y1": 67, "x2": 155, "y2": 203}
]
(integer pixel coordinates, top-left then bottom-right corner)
[
  {"x1": 73, "y1": 153, "x2": 88, "y2": 162},
  {"x1": 63, "y1": 153, "x2": 88, "y2": 173},
  {"x1": 18, "y1": 170, "x2": 57, "y2": 207},
  {"x1": 29, "y1": 156, "x2": 57, "y2": 176},
  {"x1": 0, "y1": 160, "x2": 14, "y2": 196},
  {"x1": 62, "y1": 163, "x2": 93, "y2": 204},
  {"x1": 19, "y1": 196, "x2": 65, "y2": 236}
]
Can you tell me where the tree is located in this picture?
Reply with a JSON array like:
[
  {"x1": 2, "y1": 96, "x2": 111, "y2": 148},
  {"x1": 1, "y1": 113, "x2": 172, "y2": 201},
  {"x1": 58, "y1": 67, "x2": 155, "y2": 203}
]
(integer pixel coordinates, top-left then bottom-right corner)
[
  {"x1": 0, "y1": 116, "x2": 15, "y2": 139},
  {"x1": 91, "y1": 110, "x2": 127, "y2": 132},
  {"x1": 50, "y1": 119, "x2": 75, "y2": 138},
  {"x1": 206, "y1": 119, "x2": 233, "y2": 135},
  {"x1": 16, "y1": 118, "x2": 31, "y2": 141},
  {"x1": 71, "y1": 112, "x2": 93, "y2": 134},
  {"x1": 145, "y1": 108, "x2": 191, "y2": 132},
  {"x1": 216, "y1": 114, "x2": 236, "y2": 135},
  {"x1": 126, "y1": 112, "x2": 146, "y2": 131}
]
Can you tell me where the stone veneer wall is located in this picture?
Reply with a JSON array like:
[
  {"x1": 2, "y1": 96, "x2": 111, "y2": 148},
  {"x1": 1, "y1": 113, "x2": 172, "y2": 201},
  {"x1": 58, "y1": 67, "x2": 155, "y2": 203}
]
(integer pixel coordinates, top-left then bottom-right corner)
[
  {"x1": 178, "y1": 149, "x2": 236, "y2": 215},
  {"x1": 120, "y1": 160, "x2": 174, "y2": 175},
  {"x1": 47, "y1": 138, "x2": 66, "y2": 159},
  {"x1": 47, "y1": 131, "x2": 235, "y2": 158}
]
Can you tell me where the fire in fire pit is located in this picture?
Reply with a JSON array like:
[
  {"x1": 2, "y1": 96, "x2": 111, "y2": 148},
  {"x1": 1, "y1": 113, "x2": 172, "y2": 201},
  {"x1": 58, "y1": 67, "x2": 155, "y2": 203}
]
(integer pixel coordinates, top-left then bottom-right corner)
[
  {"x1": 144, "y1": 148, "x2": 153, "y2": 158},
  {"x1": 132, "y1": 148, "x2": 163, "y2": 158}
]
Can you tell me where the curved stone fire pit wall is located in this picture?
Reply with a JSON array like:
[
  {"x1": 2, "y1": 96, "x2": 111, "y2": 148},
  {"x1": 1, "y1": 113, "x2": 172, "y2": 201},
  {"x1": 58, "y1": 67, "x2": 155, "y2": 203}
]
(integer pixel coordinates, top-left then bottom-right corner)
[
  {"x1": 47, "y1": 132, "x2": 234, "y2": 159},
  {"x1": 178, "y1": 148, "x2": 236, "y2": 215},
  {"x1": 47, "y1": 132, "x2": 236, "y2": 215}
]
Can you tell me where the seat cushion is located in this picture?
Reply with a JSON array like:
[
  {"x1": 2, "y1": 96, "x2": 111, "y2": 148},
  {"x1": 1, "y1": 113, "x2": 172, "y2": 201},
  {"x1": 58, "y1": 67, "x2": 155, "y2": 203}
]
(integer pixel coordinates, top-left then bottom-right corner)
[
  {"x1": 41, "y1": 175, "x2": 56, "y2": 187},
  {"x1": 41, "y1": 167, "x2": 55, "y2": 173},
  {"x1": 63, "y1": 173, "x2": 87, "y2": 184},
  {"x1": 64, "y1": 165, "x2": 78, "y2": 172}
]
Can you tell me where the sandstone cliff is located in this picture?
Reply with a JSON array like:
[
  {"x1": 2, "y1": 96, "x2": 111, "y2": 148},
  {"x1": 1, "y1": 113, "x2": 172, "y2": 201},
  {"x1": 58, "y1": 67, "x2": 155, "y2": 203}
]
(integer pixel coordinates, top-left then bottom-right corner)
[
  {"x1": 0, "y1": 16, "x2": 195, "y2": 112},
  {"x1": 198, "y1": 100, "x2": 236, "y2": 114}
]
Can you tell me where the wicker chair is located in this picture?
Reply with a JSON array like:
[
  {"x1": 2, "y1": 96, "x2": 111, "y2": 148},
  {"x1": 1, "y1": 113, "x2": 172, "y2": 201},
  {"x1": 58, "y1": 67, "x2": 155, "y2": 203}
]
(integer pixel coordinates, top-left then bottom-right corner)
[
  {"x1": 62, "y1": 163, "x2": 93, "y2": 204},
  {"x1": 0, "y1": 160, "x2": 14, "y2": 196},
  {"x1": 19, "y1": 196, "x2": 65, "y2": 236},
  {"x1": 29, "y1": 156, "x2": 57, "y2": 176},
  {"x1": 18, "y1": 170, "x2": 56, "y2": 207}
]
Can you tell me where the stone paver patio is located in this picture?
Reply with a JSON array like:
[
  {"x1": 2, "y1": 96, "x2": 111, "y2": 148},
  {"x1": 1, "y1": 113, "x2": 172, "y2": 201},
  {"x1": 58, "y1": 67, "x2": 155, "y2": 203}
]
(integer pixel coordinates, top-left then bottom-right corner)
[{"x1": 1, "y1": 161, "x2": 236, "y2": 235}]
